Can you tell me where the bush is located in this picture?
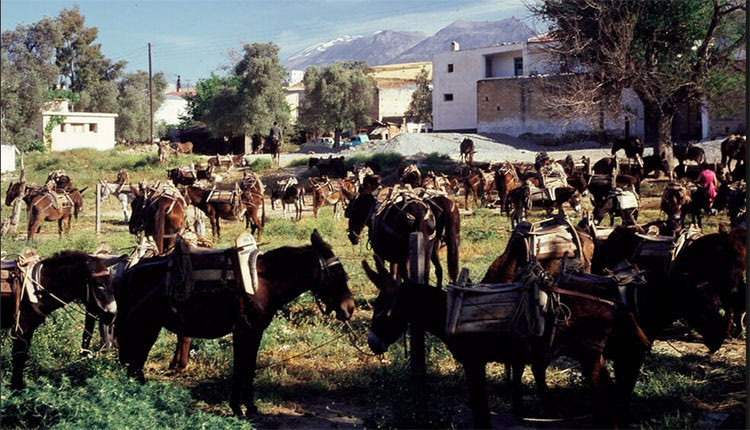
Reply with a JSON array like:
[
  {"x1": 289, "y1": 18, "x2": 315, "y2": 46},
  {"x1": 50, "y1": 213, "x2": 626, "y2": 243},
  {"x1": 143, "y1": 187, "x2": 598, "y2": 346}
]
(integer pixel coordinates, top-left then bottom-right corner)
[{"x1": 248, "y1": 157, "x2": 272, "y2": 172}]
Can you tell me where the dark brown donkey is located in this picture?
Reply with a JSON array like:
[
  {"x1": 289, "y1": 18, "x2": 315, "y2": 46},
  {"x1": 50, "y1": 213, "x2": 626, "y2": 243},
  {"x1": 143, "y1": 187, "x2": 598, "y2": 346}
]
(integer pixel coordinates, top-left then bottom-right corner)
[
  {"x1": 363, "y1": 254, "x2": 647, "y2": 428},
  {"x1": 239, "y1": 174, "x2": 265, "y2": 239},
  {"x1": 495, "y1": 162, "x2": 522, "y2": 216},
  {"x1": 26, "y1": 188, "x2": 86, "y2": 241},
  {"x1": 2, "y1": 251, "x2": 123, "y2": 389},
  {"x1": 346, "y1": 189, "x2": 460, "y2": 287},
  {"x1": 114, "y1": 230, "x2": 355, "y2": 416},
  {"x1": 129, "y1": 184, "x2": 186, "y2": 255},
  {"x1": 459, "y1": 137, "x2": 475, "y2": 164},
  {"x1": 720, "y1": 134, "x2": 746, "y2": 171},
  {"x1": 183, "y1": 184, "x2": 243, "y2": 238},
  {"x1": 591, "y1": 224, "x2": 746, "y2": 425}
]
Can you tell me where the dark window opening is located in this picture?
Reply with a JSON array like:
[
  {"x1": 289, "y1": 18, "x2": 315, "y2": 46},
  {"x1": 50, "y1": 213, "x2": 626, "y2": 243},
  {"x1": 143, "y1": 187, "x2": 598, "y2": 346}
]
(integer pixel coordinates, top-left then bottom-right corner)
[
  {"x1": 514, "y1": 57, "x2": 523, "y2": 76},
  {"x1": 447, "y1": 64, "x2": 454, "y2": 73},
  {"x1": 444, "y1": 93, "x2": 454, "y2": 102},
  {"x1": 485, "y1": 56, "x2": 492, "y2": 78}
]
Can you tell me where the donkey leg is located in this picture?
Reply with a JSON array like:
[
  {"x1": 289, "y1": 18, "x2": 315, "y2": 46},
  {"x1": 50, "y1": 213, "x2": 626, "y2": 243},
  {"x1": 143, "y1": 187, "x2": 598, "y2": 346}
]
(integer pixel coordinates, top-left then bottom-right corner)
[
  {"x1": 582, "y1": 353, "x2": 617, "y2": 427},
  {"x1": 510, "y1": 361, "x2": 525, "y2": 412},
  {"x1": 11, "y1": 333, "x2": 34, "y2": 389},
  {"x1": 169, "y1": 336, "x2": 191, "y2": 373},
  {"x1": 81, "y1": 314, "x2": 96, "y2": 356},
  {"x1": 531, "y1": 359, "x2": 556, "y2": 417},
  {"x1": 430, "y1": 244, "x2": 443, "y2": 288},
  {"x1": 230, "y1": 326, "x2": 263, "y2": 416},
  {"x1": 464, "y1": 361, "x2": 491, "y2": 429},
  {"x1": 612, "y1": 351, "x2": 646, "y2": 426}
]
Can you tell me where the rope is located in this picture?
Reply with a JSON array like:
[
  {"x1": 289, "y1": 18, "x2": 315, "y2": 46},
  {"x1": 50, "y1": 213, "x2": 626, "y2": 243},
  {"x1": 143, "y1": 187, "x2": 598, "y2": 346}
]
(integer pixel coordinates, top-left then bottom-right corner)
[{"x1": 255, "y1": 332, "x2": 348, "y2": 370}]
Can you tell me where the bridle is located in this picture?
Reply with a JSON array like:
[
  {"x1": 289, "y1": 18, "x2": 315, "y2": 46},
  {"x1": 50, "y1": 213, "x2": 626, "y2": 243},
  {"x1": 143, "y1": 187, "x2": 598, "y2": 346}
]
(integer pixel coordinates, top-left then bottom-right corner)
[{"x1": 311, "y1": 250, "x2": 348, "y2": 315}]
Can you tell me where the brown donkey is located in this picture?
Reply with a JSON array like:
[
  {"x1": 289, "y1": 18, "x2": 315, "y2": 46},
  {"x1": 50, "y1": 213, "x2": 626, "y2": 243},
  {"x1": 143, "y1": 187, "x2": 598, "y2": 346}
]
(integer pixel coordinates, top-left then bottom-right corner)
[
  {"x1": 129, "y1": 184, "x2": 186, "y2": 255},
  {"x1": 309, "y1": 176, "x2": 347, "y2": 219},
  {"x1": 27, "y1": 188, "x2": 86, "y2": 240}
]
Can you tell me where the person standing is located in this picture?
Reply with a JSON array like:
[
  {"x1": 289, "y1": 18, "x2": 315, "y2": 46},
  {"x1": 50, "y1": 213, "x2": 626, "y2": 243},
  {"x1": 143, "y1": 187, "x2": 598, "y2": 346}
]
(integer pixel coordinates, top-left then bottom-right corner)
[
  {"x1": 269, "y1": 121, "x2": 283, "y2": 164},
  {"x1": 697, "y1": 162, "x2": 719, "y2": 213}
]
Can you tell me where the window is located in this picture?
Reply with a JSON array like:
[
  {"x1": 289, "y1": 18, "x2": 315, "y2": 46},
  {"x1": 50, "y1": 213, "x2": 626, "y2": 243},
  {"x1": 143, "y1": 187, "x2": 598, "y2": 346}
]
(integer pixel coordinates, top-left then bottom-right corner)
[
  {"x1": 60, "y1": 123, "x2": 67, "y2": 133},
  {"x1": 485, "y1": 56, "x2": 492, "y2": 78},
  {"x1": 443, "y1": 93, "x2": 453, "y2": 102},
  {"x1": 514, "y1": 57, "x2": 523, "y2": 76},
  {"x1": 447, "y1": 63, "x2": 454, "y2": 73},
  {"x1": 71, "y1": 123, "x2": 85, "y2": 133},
  {"x1": 89, "y1": 123, "x2": 98, "y2": 133}
]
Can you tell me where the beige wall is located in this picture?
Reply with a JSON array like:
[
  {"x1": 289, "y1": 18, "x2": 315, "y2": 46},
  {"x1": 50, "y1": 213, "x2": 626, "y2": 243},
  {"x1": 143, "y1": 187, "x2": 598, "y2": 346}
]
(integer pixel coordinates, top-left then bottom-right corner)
[
  {"x1": 477, "y1": 76, "x2": 637, "y2": 140},
  {"x1": 42, "y1": 112, "x2": 117, "y2": 151}
]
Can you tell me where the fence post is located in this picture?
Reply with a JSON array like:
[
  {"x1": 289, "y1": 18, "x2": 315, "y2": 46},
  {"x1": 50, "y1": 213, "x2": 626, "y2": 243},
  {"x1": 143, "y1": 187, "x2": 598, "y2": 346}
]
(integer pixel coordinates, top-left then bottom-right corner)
[
  {"x1": 95, "y1": 183, "x2": 101, "y2": 235},
  {"x1": 409, "y1": 231, "x2": 426, "y2": 401}
]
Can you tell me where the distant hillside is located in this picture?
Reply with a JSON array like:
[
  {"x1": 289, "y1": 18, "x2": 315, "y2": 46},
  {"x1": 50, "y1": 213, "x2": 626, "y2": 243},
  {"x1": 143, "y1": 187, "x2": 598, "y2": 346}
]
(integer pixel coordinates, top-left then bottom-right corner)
[
  {"x1": 283, "y1": 17, "x2": 537, "y2": 70},
  {"x1": 392, "y1": 18, "x2": 537, "y2": 63},
  {"x1": 284, "y1": 30, "x2": 427, "y2": 70}
]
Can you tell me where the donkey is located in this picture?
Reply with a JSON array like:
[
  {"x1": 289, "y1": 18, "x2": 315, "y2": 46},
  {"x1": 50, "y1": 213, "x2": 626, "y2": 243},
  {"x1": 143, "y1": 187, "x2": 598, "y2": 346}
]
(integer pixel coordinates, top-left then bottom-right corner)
[
  {"x1": 114, "y1": 230, "x2": 355, "y2": 416},
  {"x1": 2, "y1": 251, "x2": 123, "y2": 389},
  {"x1": 309, "y1": 177, "x2": 347, "y2": 219},
  {"x1": 720, "y1": 134, "x2": 746, "y2": 171},
  {"x1": 363, "y1": 254, "x2": 647, "y2": 428},
  {"x1": 346, "y1": 190, "x2": 460, "y2": 288},
  {"x1": 27, "y1": 188, "x2": 86, "y2": 241},
  {"x1": 459, "y1": 137, "x2": 475, "y2": 164}
]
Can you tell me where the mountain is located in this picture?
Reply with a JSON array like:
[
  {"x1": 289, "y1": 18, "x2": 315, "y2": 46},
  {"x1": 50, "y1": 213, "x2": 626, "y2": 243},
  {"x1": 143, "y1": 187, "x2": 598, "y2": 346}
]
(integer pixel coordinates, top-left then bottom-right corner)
[
  {"x1": 392, "y1": 18, "x2": 537, "y2": 63},
  {"x1": 283, "y1": 17, "x2": 537, "y2": 70},
  {"x1": 284, "y1": 30, "x2": 427, "y2": 70}
]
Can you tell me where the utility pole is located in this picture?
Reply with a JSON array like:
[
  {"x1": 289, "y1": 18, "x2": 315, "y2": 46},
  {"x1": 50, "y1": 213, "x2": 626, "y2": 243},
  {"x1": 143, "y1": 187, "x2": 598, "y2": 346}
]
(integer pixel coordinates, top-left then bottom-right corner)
[{"x1": 148, "y1": 42, "x2": 154, "y2": 145}]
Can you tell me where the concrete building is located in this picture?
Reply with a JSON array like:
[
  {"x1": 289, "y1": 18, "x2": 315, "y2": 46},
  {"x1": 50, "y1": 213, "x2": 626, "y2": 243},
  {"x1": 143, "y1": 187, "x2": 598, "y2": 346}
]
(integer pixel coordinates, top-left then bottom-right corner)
[
  {"x1": 284, "y1": 84, "x2": 305, "y2": 124},
  {"x1": 285, "y1": 70, "x2": 305, "y2": 86},
  {"x1": 155, "y1": 89, "x2": 193, "y2": 125},
  {"x1": 1, "y1": 145, "x2": 16, "y2": 172},
  {"x1": 433, "y1": 37, "x2": 744, "y2": 141},
  {"x1": 40, "y1": 100, "x2": 118, "y2": 151}
]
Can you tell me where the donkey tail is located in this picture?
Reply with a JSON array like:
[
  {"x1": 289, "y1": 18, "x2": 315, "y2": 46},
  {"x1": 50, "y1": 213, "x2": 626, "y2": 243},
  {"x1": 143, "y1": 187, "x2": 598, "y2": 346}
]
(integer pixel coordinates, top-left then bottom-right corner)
[
  {"x1": 261, "y1": 193, "x2": 266, "y2": 229},
  {"x1": 444, "y1": 201, "x2": 460, "y2": 284}
]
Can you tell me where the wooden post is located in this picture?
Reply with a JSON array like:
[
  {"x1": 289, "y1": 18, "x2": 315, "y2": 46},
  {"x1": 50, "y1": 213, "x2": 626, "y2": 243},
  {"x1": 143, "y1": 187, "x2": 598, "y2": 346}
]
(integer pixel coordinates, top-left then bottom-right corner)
[
  {"x1": 409, "y1": 232, "x2": 426, "y2": 400},
  {"x1": 148, "y1": 42, "x2": 154, "y2": 145},
  {"x1": 95, "y1": 183, "x2": 101, "y2": 235}
]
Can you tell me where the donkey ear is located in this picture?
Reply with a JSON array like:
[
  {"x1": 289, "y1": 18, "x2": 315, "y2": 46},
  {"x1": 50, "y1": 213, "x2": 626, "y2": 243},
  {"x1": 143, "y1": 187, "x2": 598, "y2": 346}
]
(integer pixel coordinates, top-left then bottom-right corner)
[
  {"x1": 373, "y1": 254, "x2": 389, "y2": 277},
  {"x1": 310, "y1": 229, "x2": 325, "y2": 248},
  {"x1": 361, "y1": 259, "x2": 381, "y2": 289}
]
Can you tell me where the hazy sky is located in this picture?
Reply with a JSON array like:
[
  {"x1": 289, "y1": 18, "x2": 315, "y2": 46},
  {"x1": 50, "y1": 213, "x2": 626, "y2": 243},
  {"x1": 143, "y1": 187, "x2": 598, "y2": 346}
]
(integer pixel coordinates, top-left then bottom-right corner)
[{"x1": 1, "y1": 0, "x2": 535, "y2": 87}]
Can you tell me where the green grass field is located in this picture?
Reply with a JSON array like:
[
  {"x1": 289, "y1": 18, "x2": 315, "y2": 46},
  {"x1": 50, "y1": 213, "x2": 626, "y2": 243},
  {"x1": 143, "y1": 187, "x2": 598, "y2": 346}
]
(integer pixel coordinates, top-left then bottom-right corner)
[{"x1": 0, "y1": 148, "x2": 744, "y2": 429}]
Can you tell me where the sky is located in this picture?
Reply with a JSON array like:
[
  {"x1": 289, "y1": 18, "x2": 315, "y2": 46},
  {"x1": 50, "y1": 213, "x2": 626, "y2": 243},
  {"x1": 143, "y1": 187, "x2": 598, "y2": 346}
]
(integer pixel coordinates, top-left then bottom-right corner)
[{"x1": 1, "y1": 0, "x2": 536, "y2": 89}]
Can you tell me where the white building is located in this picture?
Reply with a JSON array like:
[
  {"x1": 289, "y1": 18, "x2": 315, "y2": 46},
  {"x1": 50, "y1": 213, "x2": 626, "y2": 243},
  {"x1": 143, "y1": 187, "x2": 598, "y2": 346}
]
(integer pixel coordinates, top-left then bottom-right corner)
[
  {"x1": 40, "y1": 100, "x2": 118, "y2": 151},
  {"x1": 433, "y1": 41, "x2": 531, "y2": 132},
  {"x1": 285, "y1": 70, "x2": 305, "y2": 86},
  {"x1": 155, "y1": 90, "x2": 191, "y2": 125},
  {"x1": 1, "y1": 145, "x2": 16, "y2": 172}
]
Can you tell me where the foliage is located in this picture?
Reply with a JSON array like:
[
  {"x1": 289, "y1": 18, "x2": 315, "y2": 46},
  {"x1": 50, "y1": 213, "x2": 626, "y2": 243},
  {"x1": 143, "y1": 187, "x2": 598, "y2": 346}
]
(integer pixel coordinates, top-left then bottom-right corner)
[
  {"x1": 298, "y1": 62, "x2": 376, "y2": 147},
  {"x1": 179, "y1": 73, "x2": 241, "y2": 128},
  {"x1": 247, "y1": 157, "x2": 272, "y2": 172},
  {"x1": 404, "y1": 67, "x2": 432, "y2": 124},
  {"x1": 115, "y1": 71, "x2": 168, "y2": 143},
  {"x1": 54, "y1": 6, "x2": 126, "y2": 95},
  {"x1": 48, "y1": 88, "x2": 80, "y2": 104},
  {"x1": 531, "y1": 0, "x2": 745, "y2": 165},
  {"x1": 202, "y1": 43, "x2": 289, "y2": 140},
  {"x1": 26, "y1": 139, "x2": 47, "y2": 153},
  {"x1": 43, "y1": 115, "x2": 66, "y2": 148},
  {"x1": 1, "y1": 18, "x2": 63, "y2": 149}
]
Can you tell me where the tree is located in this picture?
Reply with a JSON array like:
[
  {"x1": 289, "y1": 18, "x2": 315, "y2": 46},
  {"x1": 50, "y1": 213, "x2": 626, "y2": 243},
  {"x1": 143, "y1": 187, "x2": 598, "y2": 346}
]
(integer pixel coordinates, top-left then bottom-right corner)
[
  {"x1": 115, "y1": 71, "x2": 167, "y2": 143},
  {"x1": 55, "y1": 7, "x2": 125, "y2": 96},
  {"x1": 54, "y1": 7, "x2": 125, "y2": 113},
  {"x1": 202, "y1": 42, "x2": 289, "y2": 139},
  {"x1": 530, "y1": 0, "x2": 745, "y2": 169},
  {"x1": 1, "y1": 19, "x2": 62, "y2": 149},
  {"x1": 180, "y1": 73, "x2": 240, "y2": 128},
  {"x1": 404, "y1": 67, "x2": 433, "y2": 127},
  {"x1": 299, "y1": 62, "x2": 376, "y2": 147}
]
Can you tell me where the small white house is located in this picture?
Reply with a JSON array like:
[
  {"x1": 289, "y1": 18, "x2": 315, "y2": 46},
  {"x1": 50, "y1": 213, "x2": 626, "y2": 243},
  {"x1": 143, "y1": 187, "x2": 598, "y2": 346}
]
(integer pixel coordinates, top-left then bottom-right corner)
[
  {"x1": 40, "y1": 100, "x2": 118, "y2": 151},
  {"x1": 155, "y1": 90, "x2": 191, "y2": 125},
  {"x1": 1, "y1": 145, "x2": 16, "y2": 172}
]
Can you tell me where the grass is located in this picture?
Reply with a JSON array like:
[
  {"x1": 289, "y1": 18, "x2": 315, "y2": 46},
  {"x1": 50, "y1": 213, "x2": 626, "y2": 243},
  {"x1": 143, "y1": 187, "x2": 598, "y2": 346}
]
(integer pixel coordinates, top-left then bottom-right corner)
[{"x1": 0, "y1": 148, "x2": 744, "y2": 429}]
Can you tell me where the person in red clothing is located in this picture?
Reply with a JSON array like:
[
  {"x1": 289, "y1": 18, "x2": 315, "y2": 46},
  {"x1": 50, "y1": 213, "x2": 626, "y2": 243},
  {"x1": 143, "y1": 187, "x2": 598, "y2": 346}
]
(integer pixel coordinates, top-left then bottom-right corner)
[{"x1": 697, "y1": 161, "x2": 719, "y2": 213}]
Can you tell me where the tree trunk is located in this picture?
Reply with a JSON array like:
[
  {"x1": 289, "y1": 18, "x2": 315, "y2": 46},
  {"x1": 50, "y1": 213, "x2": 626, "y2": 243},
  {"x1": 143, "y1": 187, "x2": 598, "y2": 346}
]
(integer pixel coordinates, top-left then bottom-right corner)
[
  {"x1": 643, "y1": 101, "x2": 675, "y2": 178},
  {"x1": 333, "y1": 129, "x2": 342, "y2": 148}
]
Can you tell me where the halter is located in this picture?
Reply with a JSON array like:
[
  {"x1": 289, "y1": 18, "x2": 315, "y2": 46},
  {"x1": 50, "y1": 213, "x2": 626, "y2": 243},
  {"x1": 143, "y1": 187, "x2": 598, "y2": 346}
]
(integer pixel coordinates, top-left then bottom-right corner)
[{"x1": 311, "y1": 251, "x2": 348, "y2": 315}]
